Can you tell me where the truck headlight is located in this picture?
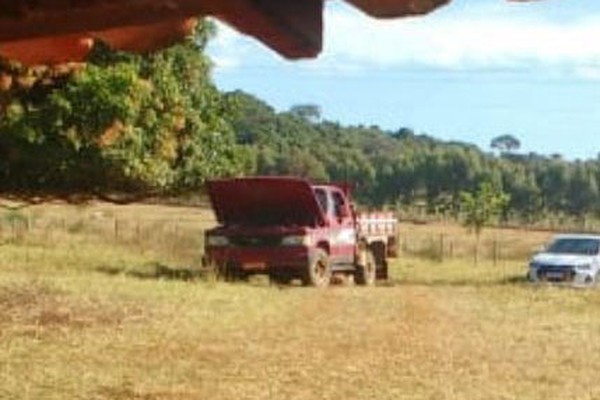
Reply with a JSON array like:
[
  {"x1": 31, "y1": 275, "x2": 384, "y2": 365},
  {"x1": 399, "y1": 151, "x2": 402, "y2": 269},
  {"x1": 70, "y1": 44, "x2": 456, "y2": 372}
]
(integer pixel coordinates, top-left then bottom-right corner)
[
  {"x1": 207, "y1": 235, "x2": 229, "y2": 247},
  {"x1": 281, "y1": 235, "x2": 311, "y2": 246}
]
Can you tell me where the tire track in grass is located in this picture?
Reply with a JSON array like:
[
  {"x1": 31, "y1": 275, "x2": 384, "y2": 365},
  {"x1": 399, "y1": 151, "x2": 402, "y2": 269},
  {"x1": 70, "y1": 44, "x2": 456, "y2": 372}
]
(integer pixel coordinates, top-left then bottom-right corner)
[{"x1": 198, "y1": 285, "x2": 466, "y2": 400}]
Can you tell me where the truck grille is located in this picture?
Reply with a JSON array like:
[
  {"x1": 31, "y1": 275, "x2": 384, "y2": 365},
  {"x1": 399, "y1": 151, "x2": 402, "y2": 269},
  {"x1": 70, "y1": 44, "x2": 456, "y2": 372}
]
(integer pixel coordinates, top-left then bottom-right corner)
[{"x1": 229, "y1": 235, "x2": 282, "y2": 247}]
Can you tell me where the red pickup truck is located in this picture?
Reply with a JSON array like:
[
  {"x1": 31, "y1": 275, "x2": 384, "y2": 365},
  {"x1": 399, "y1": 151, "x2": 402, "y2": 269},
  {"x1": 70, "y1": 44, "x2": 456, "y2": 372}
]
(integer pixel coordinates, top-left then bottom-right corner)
[{"x1": 203, "y1": 176, "x2": 398, "y2": 287}]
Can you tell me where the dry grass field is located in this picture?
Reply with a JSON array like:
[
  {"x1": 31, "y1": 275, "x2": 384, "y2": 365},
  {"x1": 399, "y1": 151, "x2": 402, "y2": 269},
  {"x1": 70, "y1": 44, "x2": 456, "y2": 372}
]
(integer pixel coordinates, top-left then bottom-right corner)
[{"x1": 1, "y1": 202, "x2": 600, "y2": 399}]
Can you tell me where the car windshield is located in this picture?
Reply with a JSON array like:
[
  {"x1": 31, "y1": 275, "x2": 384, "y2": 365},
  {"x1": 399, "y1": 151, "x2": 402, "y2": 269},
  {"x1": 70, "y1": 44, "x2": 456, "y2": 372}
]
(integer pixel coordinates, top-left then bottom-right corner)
[{"x1": 546, "y1": 238, "x2": 600, "y2": 255}]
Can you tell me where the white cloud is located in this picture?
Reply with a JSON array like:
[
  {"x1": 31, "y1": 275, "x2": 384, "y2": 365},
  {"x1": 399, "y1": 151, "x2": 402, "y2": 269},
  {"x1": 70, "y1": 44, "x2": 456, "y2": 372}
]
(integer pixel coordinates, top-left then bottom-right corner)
[
  {"x1": 207, "y1": 20, "x2": 264, "y2": 70},
  {"x1": 208, "y1": 2, "x2": 600, "y2": 78},
  {"x1": 324, "y1": 3, "x2": 600, "y2": 72},
  {"x1": 573, "y1": 65, "x2": 600, "y2": 80}
]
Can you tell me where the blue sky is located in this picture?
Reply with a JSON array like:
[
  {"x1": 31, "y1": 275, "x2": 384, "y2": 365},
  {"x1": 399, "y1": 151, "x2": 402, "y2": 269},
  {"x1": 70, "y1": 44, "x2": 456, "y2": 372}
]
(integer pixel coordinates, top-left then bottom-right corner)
[{"x1": 207, "y1": 0, "x2": 600, "y2": 160}]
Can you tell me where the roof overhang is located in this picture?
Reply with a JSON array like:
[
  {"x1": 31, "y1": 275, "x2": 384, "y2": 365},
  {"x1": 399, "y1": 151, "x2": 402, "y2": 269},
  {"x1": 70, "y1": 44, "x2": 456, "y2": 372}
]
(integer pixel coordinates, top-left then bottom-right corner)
[{"x1": 0, "y1": 0, "x2": 538, "y2": 65}]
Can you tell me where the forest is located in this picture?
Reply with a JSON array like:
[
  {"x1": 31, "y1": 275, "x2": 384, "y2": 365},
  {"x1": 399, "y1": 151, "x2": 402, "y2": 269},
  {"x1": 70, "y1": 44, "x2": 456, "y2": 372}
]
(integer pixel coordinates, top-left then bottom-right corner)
[
  {"x1": 0, "y1": 20, "x2": 599, "y2": 224},
  {"x1": 229, "y1": 90, "x2": 600, "y2": 223}
]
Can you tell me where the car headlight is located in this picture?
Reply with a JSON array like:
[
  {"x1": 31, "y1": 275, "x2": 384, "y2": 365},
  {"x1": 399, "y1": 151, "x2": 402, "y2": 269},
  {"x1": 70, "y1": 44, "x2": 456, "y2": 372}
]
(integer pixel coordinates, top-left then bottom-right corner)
[
  {"x1": 281, "y1": 235, "x2": 312, "y2": 246},
  {"x1": 207, "y1": 235, "x2": 229, "y2": 247},
  {"x1": 576, "y1": 263, "x2": 592, "y2": 271}
]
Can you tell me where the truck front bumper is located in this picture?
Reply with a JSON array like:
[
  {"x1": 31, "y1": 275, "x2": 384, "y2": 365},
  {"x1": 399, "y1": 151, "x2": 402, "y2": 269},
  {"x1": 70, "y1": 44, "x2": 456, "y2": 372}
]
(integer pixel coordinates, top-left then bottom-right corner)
[{"x1": 203, "y1": 246, "x2": 310, "y2": 273}]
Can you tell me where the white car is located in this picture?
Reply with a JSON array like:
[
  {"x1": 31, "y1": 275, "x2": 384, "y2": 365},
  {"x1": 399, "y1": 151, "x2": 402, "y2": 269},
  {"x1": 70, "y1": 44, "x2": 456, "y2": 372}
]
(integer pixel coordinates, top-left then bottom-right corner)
[{"x1": 528, "y1": 234, "x2": 600, "y2": 286}]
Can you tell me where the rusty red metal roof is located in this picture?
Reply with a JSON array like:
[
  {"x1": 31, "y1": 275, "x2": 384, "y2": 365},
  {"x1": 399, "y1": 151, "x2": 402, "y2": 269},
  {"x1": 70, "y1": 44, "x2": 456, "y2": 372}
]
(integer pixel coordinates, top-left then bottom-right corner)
[{"x1": 0, "y1": 0, "x2": 534, "y2": 65}]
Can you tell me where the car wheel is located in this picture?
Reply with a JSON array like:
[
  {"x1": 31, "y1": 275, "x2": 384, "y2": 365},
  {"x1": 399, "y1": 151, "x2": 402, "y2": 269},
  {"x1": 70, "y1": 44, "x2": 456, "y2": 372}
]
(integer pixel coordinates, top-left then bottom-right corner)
[{"x1": 303, "y1": 249, "x2": 331, "y2": 288}]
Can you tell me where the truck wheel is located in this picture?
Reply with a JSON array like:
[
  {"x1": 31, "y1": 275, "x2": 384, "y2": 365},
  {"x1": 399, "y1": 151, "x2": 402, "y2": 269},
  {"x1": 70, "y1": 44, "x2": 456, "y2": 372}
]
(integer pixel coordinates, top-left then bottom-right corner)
[
  {"x1": 371, "y1": 241, "x2": 388, "y2": 280},
  {"x1": 355, "y1": 250, "x2": 376, "y2": 286},
  {"x1": 269, "y1": 270, "x2": 292, "y2": 285},
  {"x1": 303, "y1": 249, "x2": 331, "y2": 287}
]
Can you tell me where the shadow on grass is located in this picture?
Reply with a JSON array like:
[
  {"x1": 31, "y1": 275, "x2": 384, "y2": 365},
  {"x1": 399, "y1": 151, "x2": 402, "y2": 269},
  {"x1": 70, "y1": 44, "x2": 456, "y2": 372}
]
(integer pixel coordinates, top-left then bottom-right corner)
[
  {"x1": 385, "y1": 274, "x2": 529, "y2": 288},
  {"x1": 97, "y1": 264, "x2": 532, "y2": 288},
  {"x1": 96, "y1": 262, "x2": 209, "y2": 282}
]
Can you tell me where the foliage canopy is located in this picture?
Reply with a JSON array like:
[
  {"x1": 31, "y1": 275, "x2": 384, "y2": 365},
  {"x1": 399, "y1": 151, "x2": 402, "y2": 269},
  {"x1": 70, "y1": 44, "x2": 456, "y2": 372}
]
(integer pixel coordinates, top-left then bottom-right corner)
[
  {"x1": 226, "y1": 91, "x2": 600, "y2": 222},
  {"x1": 490, "y1": 134, "x2": 521, "y2": 154},
  {"x1": 0, "y1": 21, "x2": 244, "y2": 200},
  {"x1": 1, "y1": 27, "x2": 600, "y2": 225},
  {"x1": 459, "y1": 182, "x2": 510, "y2": 235}
]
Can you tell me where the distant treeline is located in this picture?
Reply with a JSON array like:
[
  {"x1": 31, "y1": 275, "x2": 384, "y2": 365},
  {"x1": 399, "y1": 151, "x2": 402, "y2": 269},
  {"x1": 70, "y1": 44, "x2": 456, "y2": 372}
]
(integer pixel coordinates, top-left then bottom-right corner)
[
  {"x1": 226, "y1": 91, "x2": 600, "y2": 222},
  {"x1": 1, "y1": 19, "x2": 598, "y2": 225}
]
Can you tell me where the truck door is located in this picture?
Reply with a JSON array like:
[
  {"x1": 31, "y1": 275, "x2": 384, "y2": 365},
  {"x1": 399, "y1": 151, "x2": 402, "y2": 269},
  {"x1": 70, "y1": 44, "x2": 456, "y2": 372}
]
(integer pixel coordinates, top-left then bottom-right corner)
[{"x1": 329, "y1": 189, "x2": 356, "y2": 265}]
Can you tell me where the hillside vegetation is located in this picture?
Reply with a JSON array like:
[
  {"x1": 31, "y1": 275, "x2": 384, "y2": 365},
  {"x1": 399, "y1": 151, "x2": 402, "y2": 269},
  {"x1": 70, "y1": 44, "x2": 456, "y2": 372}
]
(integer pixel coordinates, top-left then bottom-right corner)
[
  {"x1": 227, "y1": 91, "x2": 600, "y2": 226},
  {"x1": 1, "y1": 19, "x2": 599, "y2": 228}
]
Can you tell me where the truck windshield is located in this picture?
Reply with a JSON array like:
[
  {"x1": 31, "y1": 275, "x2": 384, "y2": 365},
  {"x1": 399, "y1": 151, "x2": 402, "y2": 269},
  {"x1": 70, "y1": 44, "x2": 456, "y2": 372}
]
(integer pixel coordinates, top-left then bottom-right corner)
[{"x1": 546, "y1": 238, "x2": 600, "y2": 255}]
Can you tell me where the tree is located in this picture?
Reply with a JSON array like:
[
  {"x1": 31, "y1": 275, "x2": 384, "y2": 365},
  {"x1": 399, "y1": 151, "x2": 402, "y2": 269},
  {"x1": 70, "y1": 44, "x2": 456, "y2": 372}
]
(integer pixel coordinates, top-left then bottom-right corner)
[
  {"x1": 490, "y1": 134, "x2": 521, "y2": 154},
  {"x1": 391, "y1": 127, "x2": 415, "y2": 140},
  {"x1": 460, "y1": 182, "x2": 510, "y2": 263},
  {"x1": 500, "y1": 164, "x2": 541, "y2": 223},
  {"x1": 216, "y1": 88, "x2": 600, "y2": 221},
  {"x1": 566, "y1": 163, "x2": 599, "y2": 220},
  {"x1": 0, "y1": 20, "x2": 245, "y2": 201},
  {"x1": 288, "y1": 104, "x2": 321, "y2": 123}
]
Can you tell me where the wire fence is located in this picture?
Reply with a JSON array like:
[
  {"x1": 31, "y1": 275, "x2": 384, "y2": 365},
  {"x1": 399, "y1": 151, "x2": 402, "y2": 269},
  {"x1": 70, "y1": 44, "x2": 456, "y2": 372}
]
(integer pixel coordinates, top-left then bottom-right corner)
[
  {"x1": 1, "y1": 205, "x2": 558, "y2": 269},
  {"x1": 0, "y1": 207, "x2": 214, "y2": 267}
]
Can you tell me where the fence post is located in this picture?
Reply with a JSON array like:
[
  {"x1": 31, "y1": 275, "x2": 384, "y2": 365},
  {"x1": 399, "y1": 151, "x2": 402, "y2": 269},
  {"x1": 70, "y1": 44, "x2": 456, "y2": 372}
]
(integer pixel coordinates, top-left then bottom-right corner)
[
  {"x1": 439, "y1": 234, "x2": 445, "y2": 262},
  {"x1": 474, "y1": 235, "x2": 480, "y2": 266},
  {"x1": 171, "y1": 223, "x2": 178, "y2": 259},
  {"x1": 493, "y1": 239, "x2": 499, "y2": 266},
  {"x1": 114, "y1": 218, "x2": 119, "y2": 240}
]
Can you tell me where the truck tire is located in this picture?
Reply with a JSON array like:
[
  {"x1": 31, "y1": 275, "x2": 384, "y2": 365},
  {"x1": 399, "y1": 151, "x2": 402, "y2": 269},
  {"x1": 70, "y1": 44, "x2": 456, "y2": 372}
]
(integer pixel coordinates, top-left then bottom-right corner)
[
  {"x1": 387, "y1": 236, "x2": 398, "y2": 258},
  {"x1": 371, "y1": 241, "x2": 388, "y2": 280},
  {"x1": 269, "y1": 270, "x2": 292, "y2": 285},
  {"x1": 355, "y1": 250, "x2": 376, "y2": 286},
  {"x1": 303, "y1": 249, "x2": 332, "y2": 287}
]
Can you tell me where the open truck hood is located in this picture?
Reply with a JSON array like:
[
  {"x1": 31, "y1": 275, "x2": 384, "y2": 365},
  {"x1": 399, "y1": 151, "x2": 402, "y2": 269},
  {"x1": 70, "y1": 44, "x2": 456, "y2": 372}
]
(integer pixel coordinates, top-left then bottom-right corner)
[{"x1": 206, "y1": 177, "x2": 326, "y2": 227}]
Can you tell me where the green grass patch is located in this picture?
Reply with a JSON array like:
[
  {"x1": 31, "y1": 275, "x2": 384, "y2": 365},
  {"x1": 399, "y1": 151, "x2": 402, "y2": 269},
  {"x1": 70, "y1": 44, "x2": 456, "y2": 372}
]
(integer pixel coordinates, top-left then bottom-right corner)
[{"x1": 2, "y1": 203, "x2": 600, "y2": 399}]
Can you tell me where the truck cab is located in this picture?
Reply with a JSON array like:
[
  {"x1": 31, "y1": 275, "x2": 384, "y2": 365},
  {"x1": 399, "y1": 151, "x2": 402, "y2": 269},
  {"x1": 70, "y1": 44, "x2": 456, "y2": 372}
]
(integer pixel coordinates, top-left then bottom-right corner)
[{"x1": 203, "y1": 176, "x2": 396, "y2": 286}]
